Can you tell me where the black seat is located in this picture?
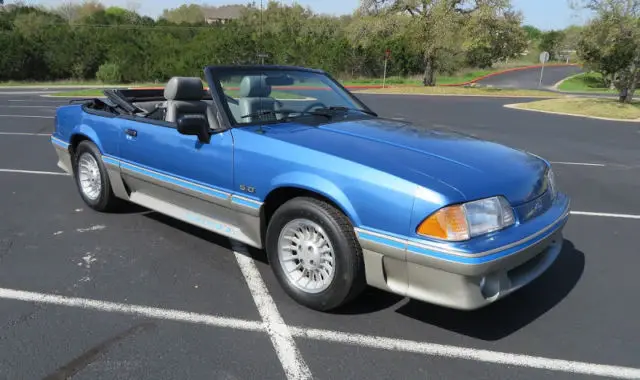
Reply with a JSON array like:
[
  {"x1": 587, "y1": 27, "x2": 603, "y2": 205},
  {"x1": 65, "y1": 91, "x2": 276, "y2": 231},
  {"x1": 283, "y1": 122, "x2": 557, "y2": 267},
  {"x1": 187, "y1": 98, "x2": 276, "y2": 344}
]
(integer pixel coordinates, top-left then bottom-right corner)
[{"x1": 162, "y1": 77, "x2": 216, "y2": 128}]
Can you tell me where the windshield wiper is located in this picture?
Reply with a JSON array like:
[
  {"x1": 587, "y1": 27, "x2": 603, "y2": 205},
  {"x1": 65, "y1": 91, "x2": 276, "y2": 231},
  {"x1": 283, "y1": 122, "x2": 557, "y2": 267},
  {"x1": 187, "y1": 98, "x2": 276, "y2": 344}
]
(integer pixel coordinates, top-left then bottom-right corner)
[
  {"x1": 240, "y1": 109, "x2": 331, "y2": 120},
  {"x1": 313, "y1": 106, "x2": 378, "y2": 117},
  {"x1": 239, "y1": 106, "x2": 376, "y2": 123}
]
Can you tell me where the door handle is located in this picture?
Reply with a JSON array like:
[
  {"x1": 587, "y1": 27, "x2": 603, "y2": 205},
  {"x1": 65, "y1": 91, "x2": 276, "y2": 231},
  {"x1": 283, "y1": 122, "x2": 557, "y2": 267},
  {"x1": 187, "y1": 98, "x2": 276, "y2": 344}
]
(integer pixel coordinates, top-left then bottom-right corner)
[{"x1": 125, "y1": 129, "x2": 137, "y2": 137}]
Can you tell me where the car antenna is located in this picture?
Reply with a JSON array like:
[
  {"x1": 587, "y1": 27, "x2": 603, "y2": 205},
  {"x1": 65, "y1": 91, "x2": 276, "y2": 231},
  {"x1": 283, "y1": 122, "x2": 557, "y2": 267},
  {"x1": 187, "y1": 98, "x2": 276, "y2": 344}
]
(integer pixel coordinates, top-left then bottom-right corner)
[{"x1": 258, "y1": 0, "x2": 264, "y2": 65}]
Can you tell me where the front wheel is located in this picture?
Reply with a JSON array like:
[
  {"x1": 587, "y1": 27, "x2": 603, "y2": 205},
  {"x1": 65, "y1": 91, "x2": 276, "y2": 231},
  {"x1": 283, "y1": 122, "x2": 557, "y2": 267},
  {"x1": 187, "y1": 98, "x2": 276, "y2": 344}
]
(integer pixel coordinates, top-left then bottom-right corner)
[{"x1": 265, "y1": 197, "x2": 366, "y2": 311}]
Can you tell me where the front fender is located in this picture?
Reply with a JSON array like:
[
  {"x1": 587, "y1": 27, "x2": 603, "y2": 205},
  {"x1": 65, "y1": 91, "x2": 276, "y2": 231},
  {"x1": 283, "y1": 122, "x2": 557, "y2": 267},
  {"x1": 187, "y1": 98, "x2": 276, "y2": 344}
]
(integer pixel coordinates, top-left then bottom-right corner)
[{"x1": 269, "y1": 171, "x2": 361, "y2": 226}]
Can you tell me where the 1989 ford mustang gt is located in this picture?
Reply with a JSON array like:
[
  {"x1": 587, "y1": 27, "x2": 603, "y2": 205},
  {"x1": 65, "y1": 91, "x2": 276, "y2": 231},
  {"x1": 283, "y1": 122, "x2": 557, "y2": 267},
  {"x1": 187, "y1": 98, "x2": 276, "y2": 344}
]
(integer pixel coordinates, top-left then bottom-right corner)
[{"x1": 50, "y1": 65, "x2": 570, "y2": 311}]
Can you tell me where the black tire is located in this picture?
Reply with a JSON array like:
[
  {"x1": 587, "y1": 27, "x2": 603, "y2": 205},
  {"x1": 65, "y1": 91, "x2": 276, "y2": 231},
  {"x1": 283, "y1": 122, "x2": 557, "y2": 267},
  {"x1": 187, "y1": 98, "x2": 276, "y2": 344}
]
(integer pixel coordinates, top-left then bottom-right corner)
[
  {"x1": 72, "y1": 140, "x2": 122, "y2": 212},
  {"x1": 265, "y1": 196, "x2": 367, "y2": 311}
]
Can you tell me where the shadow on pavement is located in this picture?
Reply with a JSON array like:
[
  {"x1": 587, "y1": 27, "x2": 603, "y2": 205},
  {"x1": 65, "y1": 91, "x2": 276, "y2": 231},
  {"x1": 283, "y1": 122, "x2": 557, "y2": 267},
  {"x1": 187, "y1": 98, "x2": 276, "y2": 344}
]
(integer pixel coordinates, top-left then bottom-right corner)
[
  {"x1": 109, "y1": 202, "x2": 149, "y2": 214},
  {"x1": 142, "y1": 209, "x2": 583, "y2": 340},
  {"x1": 332, "y1": 287, "x2": 406, "y2": 314},
  {"x1": 142, "y1": 211, "x2": 269, "y2": 264},
  {"x1": 393, "y1": 239, "x2": 585, "y2": 341}
]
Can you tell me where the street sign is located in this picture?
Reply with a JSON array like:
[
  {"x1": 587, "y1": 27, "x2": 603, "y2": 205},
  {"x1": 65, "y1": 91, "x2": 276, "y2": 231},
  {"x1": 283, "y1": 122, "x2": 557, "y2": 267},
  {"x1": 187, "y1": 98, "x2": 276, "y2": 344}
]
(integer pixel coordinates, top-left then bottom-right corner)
[
  {"x1": 538, "y1": 51, "x2": 550, "y2": 88},
  {"x1": 539, "y1": 51, "x2": 550, "y2": 64},
  {"x1": 383, "y1": 49, "x2": 391, "y2": 88},
  {"x1": 257, "y1": 53, "x2": 269, "y2": 65}
]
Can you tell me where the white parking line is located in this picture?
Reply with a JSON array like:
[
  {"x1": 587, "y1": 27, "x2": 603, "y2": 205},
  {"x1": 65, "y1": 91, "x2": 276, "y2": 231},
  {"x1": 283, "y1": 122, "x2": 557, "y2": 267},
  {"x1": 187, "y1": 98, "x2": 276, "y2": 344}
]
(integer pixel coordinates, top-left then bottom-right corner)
[
  {"x1": 234, "y1": 248, "x2": 313, "y2": 380},
  {"x1": 571, "y1": 211, "x2": 640, "y2": 220},
  {"x1": 0, "y1": 169, "x2": 69, "y2": 176},
  {"x1": 550, "y1": 161, "x2": 606, "y2": 167},
  {"x1": 0, "y1": 288, "x2": 264, "y2": 332},
  {"x1": 0, "y1": 114, "x2": 54, "y2": 119},
  {"x1": 0, "y1": 91, "x2": 59, "y2": 95},
  {"x1": 291, "y1": 327, "x2": 640, "y2": 379},
  {"x1": 0, "y1": 132, "x2": 50, "y2": 136},
  {"x1": 0, "y1": 105, "x2": 55, "y2": 108},
  {"x1": 0, "y1": 286, "x2": 639, "y2": 379},
  {"x1": 8, "y1": 99, "x2": 65, "y2": 103}
]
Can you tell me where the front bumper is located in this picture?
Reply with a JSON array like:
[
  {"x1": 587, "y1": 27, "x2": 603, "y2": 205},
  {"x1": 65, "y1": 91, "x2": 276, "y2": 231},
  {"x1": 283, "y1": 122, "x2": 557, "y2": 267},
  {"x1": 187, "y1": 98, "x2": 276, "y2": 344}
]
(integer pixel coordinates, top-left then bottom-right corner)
[{"x1": 357, "y1": 194, "x2": 570, "y2": 310}]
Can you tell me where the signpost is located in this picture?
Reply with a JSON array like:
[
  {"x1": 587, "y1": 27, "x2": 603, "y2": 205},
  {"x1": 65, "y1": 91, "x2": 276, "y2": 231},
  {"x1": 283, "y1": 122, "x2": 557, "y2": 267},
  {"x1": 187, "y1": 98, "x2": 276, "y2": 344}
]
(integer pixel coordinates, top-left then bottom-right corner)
[
  {"x1": 257, "y1": 53, "x2": 269, "y2": 65},
  {"x1": 383, "y1": 49, "x2": 391, "y2": 88},
  {"x1": 538, "y1": 51, "x2": 550, "y2": 88}
]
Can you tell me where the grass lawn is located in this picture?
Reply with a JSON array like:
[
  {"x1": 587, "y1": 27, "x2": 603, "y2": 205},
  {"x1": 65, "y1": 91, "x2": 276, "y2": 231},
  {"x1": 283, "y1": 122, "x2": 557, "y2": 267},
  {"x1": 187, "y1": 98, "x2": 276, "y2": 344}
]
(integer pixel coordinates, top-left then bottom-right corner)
[
  {"x1": 7, "y1": 67, "x2": 526, "y2": 89},
  {"x1": 50, "y1": 88, "x2": 309, "y2": 100},
  {"x1": 0, "y1": 80, "x2": 160, "y2": 88},
  {"x1": 355, "y1": 86, "x2": 565, "y2": 98},
  {"x1": 557, "y1": 72, "x2": 618, "y2": 94},
  {"x1": 343, "y1": 69, "x2": 496, "y2": 86},
  {"x1": 50, "y1": 89, "x2": 108, "y2": 97},
  {"x1": 508, "y1": 98, "x2": 640, "y2": 120}
]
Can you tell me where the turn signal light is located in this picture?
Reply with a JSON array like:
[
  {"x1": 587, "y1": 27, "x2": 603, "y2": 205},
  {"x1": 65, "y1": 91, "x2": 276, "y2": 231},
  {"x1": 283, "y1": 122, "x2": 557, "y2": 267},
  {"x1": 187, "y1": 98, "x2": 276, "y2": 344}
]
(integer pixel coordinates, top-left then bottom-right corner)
[
  {"x1": 417, "y1": 196, "x2": 516, "y2": 241},
  {"x1": 417, "y1": 205, "x2": 470, "y2": 241}
]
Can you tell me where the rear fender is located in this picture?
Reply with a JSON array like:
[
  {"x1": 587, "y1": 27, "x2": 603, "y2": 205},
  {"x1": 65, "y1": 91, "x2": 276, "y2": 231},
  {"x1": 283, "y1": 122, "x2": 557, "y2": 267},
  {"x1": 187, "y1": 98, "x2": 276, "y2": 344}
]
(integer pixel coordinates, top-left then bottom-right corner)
[
  {"x1": 70, "y1": 125, "x2": 104, "y2": 154},
  {"x1": 68, "y1": 122, "x2": 129, "y2": 200}
]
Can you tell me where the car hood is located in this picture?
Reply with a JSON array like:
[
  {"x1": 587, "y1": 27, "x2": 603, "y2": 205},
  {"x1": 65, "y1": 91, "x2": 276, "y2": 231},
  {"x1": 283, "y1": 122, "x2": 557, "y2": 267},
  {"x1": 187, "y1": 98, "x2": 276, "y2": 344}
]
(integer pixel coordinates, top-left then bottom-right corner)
[{"x1": 261, "y1": 118, "x2": 549, "y2": 206}]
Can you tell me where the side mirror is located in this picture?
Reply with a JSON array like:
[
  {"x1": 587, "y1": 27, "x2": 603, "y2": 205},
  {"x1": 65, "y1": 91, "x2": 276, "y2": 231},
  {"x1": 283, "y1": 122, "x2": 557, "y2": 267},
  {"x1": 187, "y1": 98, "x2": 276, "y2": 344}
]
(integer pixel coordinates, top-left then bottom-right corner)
[{"x1": 177, "y1": 114, "x2": 210, "y2": 143}]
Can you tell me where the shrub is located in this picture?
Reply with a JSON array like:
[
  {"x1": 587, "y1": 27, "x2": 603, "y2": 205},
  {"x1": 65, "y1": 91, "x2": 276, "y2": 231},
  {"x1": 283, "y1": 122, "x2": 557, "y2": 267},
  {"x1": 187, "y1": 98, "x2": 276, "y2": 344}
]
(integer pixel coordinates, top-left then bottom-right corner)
[{"x1": 96, "y1": 63, "x2": 122, "y2": 83}]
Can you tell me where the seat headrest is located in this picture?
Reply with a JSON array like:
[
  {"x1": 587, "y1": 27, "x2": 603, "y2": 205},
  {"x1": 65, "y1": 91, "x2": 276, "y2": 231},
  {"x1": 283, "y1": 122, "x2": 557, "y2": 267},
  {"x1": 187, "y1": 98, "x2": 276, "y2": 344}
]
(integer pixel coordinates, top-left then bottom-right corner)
[
  {"x1": 239, "y1": 75, "x2": 271, "y2": 98},
  {"x1": 164, "y1": 77, "x2": 204, "y2": 101}
]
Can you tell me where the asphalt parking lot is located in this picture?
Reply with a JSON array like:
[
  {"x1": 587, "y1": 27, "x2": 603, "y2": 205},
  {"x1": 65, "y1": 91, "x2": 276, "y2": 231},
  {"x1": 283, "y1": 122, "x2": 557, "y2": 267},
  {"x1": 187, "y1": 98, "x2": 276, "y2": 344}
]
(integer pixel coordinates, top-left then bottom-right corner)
[
  {"x1": 474, "y1": 65, "x2": 584, "y2": 89},
  {"x1": 1, "y1": 90, "x2": 639, "y2": 380}
]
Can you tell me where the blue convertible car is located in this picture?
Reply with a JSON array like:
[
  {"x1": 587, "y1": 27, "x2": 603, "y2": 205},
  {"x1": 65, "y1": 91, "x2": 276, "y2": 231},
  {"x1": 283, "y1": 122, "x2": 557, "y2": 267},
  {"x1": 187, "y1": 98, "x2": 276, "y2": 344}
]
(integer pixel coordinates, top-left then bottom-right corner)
[{"x1": 50, "y1": 65, "x2": 570, "y2": 311}]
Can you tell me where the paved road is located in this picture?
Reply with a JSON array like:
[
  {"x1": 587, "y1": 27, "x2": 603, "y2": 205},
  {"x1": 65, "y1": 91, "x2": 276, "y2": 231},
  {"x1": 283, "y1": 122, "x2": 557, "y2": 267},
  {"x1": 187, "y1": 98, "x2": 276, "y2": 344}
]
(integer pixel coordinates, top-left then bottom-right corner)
[
  {"x1": 0, "y1": 91, "x2": 639, "y2": 379},
  {"x1": 475, "y1": 65, "x2": 584, "y2": 90}
]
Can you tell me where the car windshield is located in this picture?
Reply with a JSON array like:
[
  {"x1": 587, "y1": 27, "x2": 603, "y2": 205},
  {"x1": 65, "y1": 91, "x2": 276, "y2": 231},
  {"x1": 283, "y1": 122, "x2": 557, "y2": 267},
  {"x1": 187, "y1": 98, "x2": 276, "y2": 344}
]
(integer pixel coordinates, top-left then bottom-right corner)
[{"x1": 207, "y1": 67, "x2": 374, "y2": 126}]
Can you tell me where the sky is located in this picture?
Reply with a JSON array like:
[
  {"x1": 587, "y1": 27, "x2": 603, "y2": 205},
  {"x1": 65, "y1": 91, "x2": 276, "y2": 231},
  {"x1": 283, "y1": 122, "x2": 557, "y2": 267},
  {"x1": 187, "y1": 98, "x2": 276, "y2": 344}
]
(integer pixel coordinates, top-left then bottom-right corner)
[{"x1": 23, "y1": 0, "x2": 593, "y2": 31}]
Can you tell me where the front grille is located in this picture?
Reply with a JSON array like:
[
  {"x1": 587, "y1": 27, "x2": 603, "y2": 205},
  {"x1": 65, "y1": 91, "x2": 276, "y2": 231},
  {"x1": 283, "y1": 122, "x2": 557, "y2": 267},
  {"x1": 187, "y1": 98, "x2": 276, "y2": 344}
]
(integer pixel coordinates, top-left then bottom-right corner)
[{"x1": 514, "y1": 190, "x2": 553, "y2": 223}]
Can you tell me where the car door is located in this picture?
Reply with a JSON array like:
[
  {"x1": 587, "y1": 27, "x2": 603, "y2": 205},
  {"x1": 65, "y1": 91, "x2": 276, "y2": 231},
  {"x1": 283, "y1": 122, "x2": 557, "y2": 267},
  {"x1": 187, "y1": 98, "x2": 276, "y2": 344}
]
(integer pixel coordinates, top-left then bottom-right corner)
[{"x1": 113, "y1": 116, "x2": 258, "y2": 244}]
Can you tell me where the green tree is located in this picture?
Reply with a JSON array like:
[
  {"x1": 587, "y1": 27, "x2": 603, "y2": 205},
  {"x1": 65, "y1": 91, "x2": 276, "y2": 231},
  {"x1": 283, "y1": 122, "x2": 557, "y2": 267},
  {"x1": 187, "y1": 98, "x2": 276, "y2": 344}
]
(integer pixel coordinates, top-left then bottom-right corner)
[
  {"x1": 465, "y1": 7, "x2": 527, "y2": 68},
  {"x1": 522, "y1": 24, "x2": 542, "y2": 40},
  {"x1": 562, "y1": 25, "x2": 584, "y2": 50},
  {"x1": 538, "y1": 30, "x2": 566, "y2": 60},
  {"x1": 574, "y1": 0, "x2": 640, "y2": 103},
  {"x1": 359, "y1": 0, "x2": 523, "y2": 86},
  {"x1": 160, "y1": 4, "x2": 205, "y2": 24}
]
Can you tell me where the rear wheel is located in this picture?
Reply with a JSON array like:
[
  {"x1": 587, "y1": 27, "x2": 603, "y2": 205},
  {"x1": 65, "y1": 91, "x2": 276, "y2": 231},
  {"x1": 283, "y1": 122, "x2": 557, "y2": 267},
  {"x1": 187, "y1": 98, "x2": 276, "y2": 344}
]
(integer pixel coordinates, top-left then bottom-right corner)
[
  {"x1": 266, "y1": 197, "x2": 366, "y2": 311},
  {"x1": 73, "y1": 140, "x2": 122, "y2": 212}
]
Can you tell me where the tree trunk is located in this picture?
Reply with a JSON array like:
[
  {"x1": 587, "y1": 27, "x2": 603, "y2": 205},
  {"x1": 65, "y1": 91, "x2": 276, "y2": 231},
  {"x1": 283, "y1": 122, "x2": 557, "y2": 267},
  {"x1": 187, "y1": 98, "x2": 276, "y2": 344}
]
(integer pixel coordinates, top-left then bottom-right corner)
[
  {"x1": 623, "y1": 74, "x2": 637, "y2": 104},
  {"x1": 422, "y1": 55, "x2": 435, "y2": 87},
  {"x1": 601, "y1": 72, "x2": 611, "y2": 89},
  {"x1": 621, "y1": 63, "x2": 638, "y2": 104}
]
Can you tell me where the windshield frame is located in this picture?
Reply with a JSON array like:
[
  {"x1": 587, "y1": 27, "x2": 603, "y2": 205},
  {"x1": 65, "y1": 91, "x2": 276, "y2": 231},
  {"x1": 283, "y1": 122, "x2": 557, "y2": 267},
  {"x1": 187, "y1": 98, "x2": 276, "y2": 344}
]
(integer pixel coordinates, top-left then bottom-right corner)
[{"x1": 203, "y1": 65, "x2": 378, "y2": 128}]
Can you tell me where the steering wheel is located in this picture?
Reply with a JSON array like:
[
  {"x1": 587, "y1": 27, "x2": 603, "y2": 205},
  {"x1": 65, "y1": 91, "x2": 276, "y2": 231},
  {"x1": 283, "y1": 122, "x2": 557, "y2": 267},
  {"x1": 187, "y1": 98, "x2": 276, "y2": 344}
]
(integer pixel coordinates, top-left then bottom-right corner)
[{"x1": 301, "y1": 102, "x2": 327, "y2": 113}]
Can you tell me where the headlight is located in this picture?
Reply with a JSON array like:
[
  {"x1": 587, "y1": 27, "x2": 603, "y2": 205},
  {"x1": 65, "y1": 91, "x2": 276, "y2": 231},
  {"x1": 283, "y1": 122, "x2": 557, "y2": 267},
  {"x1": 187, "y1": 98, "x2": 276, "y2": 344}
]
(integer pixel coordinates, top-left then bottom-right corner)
[
  {"x1": 546, "y1": 168, "x2": 557, "y2": 199},
  {"x1": 417, "y1": 196, "x2": 515, "y2": 241}
]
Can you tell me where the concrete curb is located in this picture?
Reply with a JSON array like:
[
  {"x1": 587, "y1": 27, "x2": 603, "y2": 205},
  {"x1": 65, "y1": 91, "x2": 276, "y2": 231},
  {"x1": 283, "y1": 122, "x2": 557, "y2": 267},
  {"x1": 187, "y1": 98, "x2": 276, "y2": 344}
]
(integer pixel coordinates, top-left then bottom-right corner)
[
  {"x1": 440, "y1": 63, "x2": 582, "y2": 87},
  {"x1": 353, "y1": 91, "x2": 565, "y2": 99},
  {"x1": 0, "y1": 85, "x2": 134, "y2": 89},
  {"x1": 551, "y1": 74, "x2": 579, "y2": 91},
  {"x1": 40, "y1": 95, "x2": 106, "y2": 99},
  {"x1": 503, "y1": 103, "x2": 640, "y2": 123},
  {"x1": 550, "y1": 72, "x2": 618, "y2": 95}
]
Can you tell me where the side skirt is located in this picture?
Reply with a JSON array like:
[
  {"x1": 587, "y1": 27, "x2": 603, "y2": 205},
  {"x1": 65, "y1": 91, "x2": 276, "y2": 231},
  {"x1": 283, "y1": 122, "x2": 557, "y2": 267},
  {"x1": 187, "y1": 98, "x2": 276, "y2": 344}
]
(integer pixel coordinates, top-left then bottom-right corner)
[
  {"x1": 102, "y1": 155, "x2": 263, "y2": 249},
  {"x1": 129, "y1": 192, "x2": 261, "y2": 248}
]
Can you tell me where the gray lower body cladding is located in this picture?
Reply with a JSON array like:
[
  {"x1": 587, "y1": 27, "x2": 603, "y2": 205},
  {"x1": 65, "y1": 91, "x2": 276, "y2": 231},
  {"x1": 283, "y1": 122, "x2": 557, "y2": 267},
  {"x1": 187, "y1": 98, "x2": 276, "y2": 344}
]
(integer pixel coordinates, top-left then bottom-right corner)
[{"x1": 358, "y1": 220, "x2": 568, "y2": 311}]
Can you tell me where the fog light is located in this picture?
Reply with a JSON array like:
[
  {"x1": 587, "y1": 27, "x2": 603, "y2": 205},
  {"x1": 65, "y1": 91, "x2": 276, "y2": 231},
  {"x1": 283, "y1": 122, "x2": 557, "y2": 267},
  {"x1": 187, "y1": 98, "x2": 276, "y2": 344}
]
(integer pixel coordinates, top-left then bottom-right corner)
[{"x1": 480, "y1": 274, "x2": 501, "y2": 300}]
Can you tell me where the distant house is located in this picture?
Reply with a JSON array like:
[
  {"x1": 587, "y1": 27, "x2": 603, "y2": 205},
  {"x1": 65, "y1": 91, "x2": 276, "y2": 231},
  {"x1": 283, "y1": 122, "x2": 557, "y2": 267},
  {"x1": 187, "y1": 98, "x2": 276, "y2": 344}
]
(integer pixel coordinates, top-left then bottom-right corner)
[{"x1": 204, "y1": 5, "x2": 244, "y2": 24}]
